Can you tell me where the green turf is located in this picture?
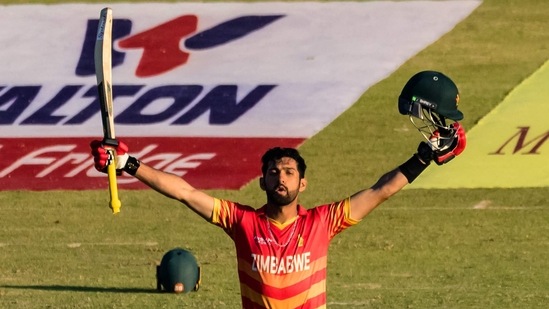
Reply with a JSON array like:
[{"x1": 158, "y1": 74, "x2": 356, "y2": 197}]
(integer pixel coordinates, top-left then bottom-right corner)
[{"x1": 2, "y1": 0, "x2": 549, "y2": 308}]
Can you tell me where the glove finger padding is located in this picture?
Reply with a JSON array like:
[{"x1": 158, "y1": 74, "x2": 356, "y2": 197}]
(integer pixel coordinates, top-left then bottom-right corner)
[
  {"x1": 90, "y1": 139, "x2": 130, "y2": 172},
  {"x1": 90, "y1": 140, "x2": 110, "y2": 172},
  {"x1": 432, "y1": 122, "x2": 467, "y2": 165}
]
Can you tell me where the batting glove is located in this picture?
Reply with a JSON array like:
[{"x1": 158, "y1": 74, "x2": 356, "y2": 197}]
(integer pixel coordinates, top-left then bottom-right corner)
[
  {"x1": 416, "y1": 141, "x2": 434, "y2": 165},
  {"x1": 90, "y1": 140, "x2": 129, "y2": 173},
  {"x1": 428, "y1": 122, "x2": 467, "y2": 165}
]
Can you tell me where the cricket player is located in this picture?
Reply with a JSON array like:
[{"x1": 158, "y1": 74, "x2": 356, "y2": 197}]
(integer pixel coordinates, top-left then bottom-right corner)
[{"x1": 90, "y1": 71, "x2": 466, "y2": 308}]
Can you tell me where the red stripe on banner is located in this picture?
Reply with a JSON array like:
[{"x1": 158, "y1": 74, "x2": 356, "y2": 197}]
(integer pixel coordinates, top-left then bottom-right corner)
[{"x1": 0, "y1": 137, "x2": 305, "y2": 191}]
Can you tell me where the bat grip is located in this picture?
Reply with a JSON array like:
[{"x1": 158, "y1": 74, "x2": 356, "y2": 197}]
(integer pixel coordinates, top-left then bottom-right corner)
[
  {"x1": 103, "y1": 138, "x2": 119, "y2": 147},
  {"x1": 106, "y1": 149, "x2": 121, "y2": 214}
]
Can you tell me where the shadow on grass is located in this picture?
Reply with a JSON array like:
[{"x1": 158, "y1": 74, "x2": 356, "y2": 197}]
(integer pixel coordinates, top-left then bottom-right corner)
[{"x1": 0, "y1": 284, "x2": 157, "y2": 294}]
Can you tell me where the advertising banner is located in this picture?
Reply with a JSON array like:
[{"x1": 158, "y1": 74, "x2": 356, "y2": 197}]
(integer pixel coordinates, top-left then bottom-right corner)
[{"x1": 0, "y1": 2, "x2": 481, "y2": 190}]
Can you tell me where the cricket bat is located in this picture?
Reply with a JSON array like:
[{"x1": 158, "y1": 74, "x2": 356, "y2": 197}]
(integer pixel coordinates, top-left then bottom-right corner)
[{"x1": 94, "y1": 7, "x2": 121, "y2": 214}]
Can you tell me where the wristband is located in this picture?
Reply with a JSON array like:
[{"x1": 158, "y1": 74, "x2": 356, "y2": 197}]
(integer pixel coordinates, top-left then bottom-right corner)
[
  {"x1": 398, "y1": 154, "x2": 429, "y2": 183},
  {"x1": 123, "y1": 156, "x2": 141, "y2": 176}
]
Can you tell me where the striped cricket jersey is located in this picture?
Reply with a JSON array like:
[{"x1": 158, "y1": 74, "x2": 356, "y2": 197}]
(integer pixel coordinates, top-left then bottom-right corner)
[{"x1": 210, "y1": 197, "x2": 358, "y2": 309}]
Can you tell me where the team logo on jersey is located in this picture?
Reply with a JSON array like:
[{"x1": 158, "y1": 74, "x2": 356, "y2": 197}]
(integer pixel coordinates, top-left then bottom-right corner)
[
  {"x1": 297, "y1": 234, "x2": 304, "y2": 247},
  {"x1": 254, "y1": 236, "x2": 268, "y2": 245}
]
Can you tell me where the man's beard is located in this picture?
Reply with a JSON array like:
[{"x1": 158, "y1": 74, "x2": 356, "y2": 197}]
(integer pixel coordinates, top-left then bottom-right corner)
[{"x1": 266, "y1": 184, "x2": 299, "y2": 207}]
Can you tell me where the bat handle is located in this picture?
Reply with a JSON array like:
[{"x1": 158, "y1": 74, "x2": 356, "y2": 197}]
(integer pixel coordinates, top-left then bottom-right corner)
[
  {"x1": 106, "y1": 149, "x2": 121, "y2": 214},
  {"x1": 103, "y1": 138, "x2": 119, "y2": 147}
]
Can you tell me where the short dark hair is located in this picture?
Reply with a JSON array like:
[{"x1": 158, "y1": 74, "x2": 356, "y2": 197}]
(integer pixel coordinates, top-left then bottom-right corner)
[{"x1": 261, "y1": 147, "x2": 307, "y2": 178}]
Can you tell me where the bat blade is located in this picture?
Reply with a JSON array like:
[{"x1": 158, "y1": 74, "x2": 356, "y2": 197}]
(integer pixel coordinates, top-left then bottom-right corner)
[
  {"x1": 95, "y1": 7, "x2": 115, "y2": 142},
  {"x1": 94, "y1": 7, "x2": 121, "y2": 214}
]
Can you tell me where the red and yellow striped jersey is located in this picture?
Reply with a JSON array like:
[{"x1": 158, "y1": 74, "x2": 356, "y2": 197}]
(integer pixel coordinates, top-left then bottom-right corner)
[{"x1": 210, "y1": 197, "x2": 358, "y2": 309}]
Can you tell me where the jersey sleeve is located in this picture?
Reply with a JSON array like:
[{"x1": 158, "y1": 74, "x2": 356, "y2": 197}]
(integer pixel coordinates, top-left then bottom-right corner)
[
  {"x1": 210, "y1": 198, "x2": 235, "y2": 229},
  {"x1": 326, "y1": 197, "x2": 360, "y2": 239},
  {"x1": 210, "y1": 198, "x2": 252, "y2": 239}
]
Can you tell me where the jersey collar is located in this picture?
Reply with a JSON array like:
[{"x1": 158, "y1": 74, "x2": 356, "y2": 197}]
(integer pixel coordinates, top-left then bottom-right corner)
[{"x1": 257, "y1": 204, "x2": 308, "y2": 217}]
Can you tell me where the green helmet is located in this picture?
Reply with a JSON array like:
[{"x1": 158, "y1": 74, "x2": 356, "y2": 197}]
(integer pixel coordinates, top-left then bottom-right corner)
[
  {"x1": 156, "y1": 248, "x2": 201, "y2": 293},
  {"x1": 398, "y1": 70, "x2": 463, "y2": 121}
]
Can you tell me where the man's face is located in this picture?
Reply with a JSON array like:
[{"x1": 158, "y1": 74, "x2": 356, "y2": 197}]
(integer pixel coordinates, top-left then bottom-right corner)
[{"x1": 261, "y1": 157, "x2": 305, "y2": 207}]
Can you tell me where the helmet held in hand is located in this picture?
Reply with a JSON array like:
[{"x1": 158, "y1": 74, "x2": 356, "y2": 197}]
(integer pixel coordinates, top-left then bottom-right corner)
[
  {"x1": 398, "y1": 71, "x2": 465, "y2": 146},
  {"x1": 398, "y1": 70, "x2": 463, "y2": 122}
]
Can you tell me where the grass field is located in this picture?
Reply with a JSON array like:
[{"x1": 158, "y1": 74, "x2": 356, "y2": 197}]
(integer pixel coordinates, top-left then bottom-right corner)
[{"x1": 2, "y1": 0, "x2": 549, "y2": 308}]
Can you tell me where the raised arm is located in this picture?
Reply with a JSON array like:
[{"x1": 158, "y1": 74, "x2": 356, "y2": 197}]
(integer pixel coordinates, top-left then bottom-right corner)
[
  {"x1": 348, "y1": 146, "x2": 428, "y2": 221},
  {"x1": 90, "y1": 140, "x2": 215, "y2": 220},
  {"x1": 351, "y1": 69, "x2": 468, "y2": 221},
  {"x1": 349, "y1": 123, "x2": 466, "y2": 221},
  {"x1": 133, "y1": 163, "x2": 215, "y2": 219},
  {"x1": 349, "y1": 167, "x2": 409, "y2": 221}
]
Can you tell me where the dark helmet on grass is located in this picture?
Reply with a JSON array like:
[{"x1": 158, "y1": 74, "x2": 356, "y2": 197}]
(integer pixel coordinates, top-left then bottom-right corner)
[{"x1": 156, "y1": 248, "x2": 200, "y2": 293}]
